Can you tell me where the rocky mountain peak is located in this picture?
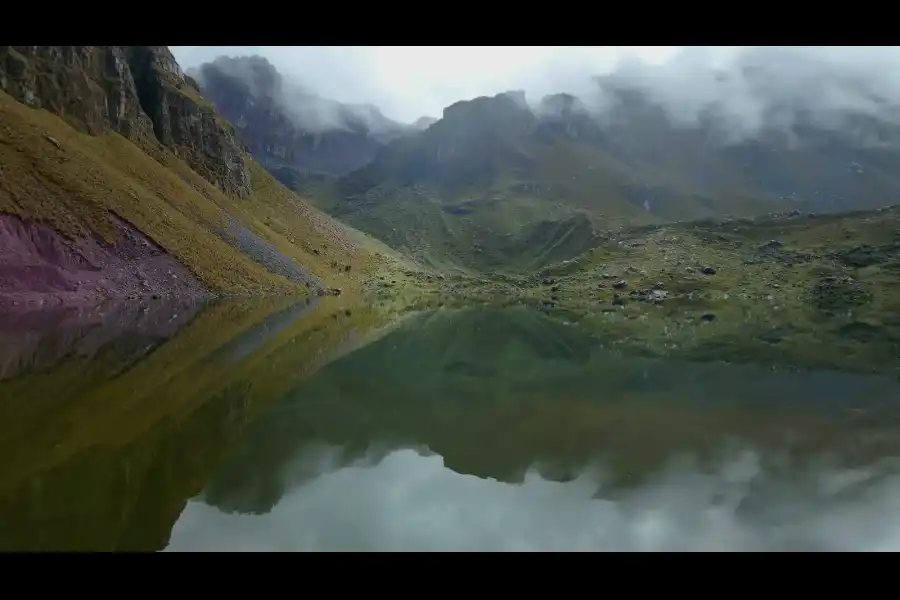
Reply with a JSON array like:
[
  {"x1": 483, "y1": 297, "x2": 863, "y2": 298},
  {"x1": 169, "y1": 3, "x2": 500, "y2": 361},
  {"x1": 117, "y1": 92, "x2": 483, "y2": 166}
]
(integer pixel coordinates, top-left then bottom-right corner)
[
  {"x1": 441, "y1": 90, "x2": 532, "y2": 126},
  {"x1": 412, "y1": 116, "x2": 438, "y2": 130},
  {"x1": 194, "y1": 55, "x2": 410, "y2": 180},
  {"x1": 0, "y1": 45, "x2": 251, "y2": 198},
  {"x1": 195, "y1": 55, "x2": 283, "y2": 102},
  {"x1": 537, "y1": 93, "x2": 589, "y2": 118}
]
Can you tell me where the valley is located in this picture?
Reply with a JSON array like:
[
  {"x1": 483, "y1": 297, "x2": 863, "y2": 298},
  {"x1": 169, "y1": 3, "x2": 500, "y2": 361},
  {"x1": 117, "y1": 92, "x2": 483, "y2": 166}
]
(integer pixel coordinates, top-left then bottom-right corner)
[
  {"x1": 3, "y1": 46, "x2": 900, "y2": 380},
  {"x1": 8, "y1": 45, "x2": 900, "y2": 553},
  {"x1": 374, "y1": 204, "x2": 900, "y2": 377}
]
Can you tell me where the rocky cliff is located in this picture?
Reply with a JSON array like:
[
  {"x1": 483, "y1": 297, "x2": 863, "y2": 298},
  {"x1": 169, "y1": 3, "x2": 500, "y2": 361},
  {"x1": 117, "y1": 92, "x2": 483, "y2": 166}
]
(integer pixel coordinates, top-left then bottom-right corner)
[
  {"x1": 192, "y1": 56, "x2": 406, "y2": 182},
  {"x1": 0, "y1": 46, "x2": 251, "y2": 198},
  {"x1": 0, "y1": 45, "x2": 383, "y2": 307}
]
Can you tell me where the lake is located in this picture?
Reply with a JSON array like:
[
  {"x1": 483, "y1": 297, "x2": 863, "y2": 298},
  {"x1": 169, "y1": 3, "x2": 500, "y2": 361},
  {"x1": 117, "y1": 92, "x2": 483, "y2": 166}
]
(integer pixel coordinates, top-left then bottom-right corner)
[{"x1": 3, "y1": 297, "x2": 900, "y2": 551}]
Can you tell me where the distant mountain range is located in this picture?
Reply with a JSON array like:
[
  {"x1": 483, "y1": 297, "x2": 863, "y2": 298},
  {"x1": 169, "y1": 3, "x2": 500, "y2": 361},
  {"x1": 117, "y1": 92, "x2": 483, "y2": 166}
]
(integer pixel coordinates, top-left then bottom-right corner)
[{"x1": 195, "y1": 54, "x2": 900, "y2": 272}]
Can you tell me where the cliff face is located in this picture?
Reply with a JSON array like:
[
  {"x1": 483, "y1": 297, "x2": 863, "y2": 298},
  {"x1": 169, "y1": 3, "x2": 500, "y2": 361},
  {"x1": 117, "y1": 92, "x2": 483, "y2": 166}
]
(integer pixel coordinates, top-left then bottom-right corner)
[
  {"x1": 193, "y1": 56, "x2": 405, "y2": 181},
  {"x1": 343, "y1": 91, "x2": 539, "y2": 193},
  {"x1": 0, "y1": 46, "x2": 251, "y2": 198}
]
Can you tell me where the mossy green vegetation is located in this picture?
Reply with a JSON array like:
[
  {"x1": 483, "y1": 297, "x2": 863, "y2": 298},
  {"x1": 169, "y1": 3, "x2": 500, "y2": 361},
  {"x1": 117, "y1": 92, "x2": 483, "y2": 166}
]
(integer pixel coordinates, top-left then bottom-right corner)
[
  {"x1": 302, "y1": 96, "x2": 798, "y2": 273},
  {"x1": 391, "y1": 207, "x2": 900, "y2": 377},
  {"x1": 4, "y1": 63, "x2": 900, "y2": 380},
  {"x1": 0, "y1": 89, "x2": 390, "y2": 298}
]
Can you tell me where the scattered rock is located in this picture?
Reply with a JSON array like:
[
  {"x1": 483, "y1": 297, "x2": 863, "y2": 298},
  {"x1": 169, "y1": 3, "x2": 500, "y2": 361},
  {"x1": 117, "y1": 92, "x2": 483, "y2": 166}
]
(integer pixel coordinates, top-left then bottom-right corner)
[
  {"x1": 758, "y1": 327, "x2": 792, "y2": 344},
  {"x1": 613, "y1": 280, "x2": 628, "y2": 290},
  {"x1": 810, "y1": 275, "x2": 871, "y2": 312},
  {"x1": 43, "y1": 134, "x2": 61, "y2": 149},
  {"x1": 837, "y1": 321, "x2": 887, "y2": 343},
  {"x1": 836, "y1": 244, "x2": 900, "y2": 268}
]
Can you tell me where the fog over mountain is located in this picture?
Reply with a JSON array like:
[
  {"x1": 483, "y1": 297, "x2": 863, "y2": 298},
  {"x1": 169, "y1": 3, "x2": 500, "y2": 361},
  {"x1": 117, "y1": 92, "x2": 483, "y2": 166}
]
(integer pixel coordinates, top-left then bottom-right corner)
[
  {"x1": 174, "y1": 46, "x2": 900, "y2": 145},
  {"x1": 170, "y1": 46, "x2": 900, "y2": 272},
  {"x1": 188, "y1": 55, "x2": 402, "y2": 135}
]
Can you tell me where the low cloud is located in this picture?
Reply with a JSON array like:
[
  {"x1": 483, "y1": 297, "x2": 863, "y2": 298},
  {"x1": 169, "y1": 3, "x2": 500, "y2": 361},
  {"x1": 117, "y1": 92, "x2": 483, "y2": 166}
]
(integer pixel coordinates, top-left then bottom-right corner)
[
  {"x1": 188, "y1": 54, "x2": 401, "y2": 135},
  {"x1": 172, "y1": 46, "x2": 900, "y2": 143}
]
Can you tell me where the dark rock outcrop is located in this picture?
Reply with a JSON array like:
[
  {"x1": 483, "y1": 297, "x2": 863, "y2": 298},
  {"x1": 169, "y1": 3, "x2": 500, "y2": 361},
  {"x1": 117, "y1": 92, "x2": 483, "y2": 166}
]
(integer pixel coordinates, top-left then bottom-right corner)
[
  {"x1": 0, "y1": 46, "x2": 251, "y2": 198},
  {"x1": 344, "y1": 91, "x2": 538, "y2": 194},
  {"x1": 193, "y1": 55, "x2": 406, "y2": 181}
]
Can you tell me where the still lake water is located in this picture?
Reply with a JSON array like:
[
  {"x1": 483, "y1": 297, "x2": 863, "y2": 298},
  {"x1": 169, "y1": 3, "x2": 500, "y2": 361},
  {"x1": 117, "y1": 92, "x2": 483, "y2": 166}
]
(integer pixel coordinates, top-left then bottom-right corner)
[{"x1": 3, "y1": 296, "x2": 900, "y2": 551}]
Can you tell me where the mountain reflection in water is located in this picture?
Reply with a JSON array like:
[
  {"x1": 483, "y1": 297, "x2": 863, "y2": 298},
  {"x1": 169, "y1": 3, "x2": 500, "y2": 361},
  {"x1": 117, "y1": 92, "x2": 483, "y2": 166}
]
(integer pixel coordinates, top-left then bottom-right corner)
[{"x1": 3, "y1": 300, "x2": 900, "y2": 551}]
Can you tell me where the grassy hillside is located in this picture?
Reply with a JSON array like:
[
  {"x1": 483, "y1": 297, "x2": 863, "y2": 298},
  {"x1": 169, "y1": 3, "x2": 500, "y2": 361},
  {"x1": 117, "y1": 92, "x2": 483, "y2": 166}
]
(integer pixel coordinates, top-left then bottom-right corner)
[
  {"x1": 0, "y1": 88, "x2": 386, "y2": 297},
  {"x1": 311, "y1": 149, "x2": 794, "y2": 274},
  {"x1": 389, "y1": 206, "x2": 900, "y2": 377},
  {"x1": 304, "y1": 92, "x2": 806, "y2": 273}
]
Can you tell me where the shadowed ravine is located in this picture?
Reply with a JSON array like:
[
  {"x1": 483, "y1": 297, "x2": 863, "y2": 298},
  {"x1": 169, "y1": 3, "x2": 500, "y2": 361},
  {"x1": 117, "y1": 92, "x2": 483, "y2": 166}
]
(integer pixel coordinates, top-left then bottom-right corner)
[{"x1": 3, "y1": 302, "x2": 900, "y2": 551}]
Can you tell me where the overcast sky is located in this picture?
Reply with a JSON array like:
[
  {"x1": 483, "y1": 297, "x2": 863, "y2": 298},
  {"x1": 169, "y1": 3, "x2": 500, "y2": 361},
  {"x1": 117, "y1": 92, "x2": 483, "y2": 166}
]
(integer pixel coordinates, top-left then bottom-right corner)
[
  {"x1": 171, "y1": 46, "x2": 900, "y2": 141},
  {"x1": 170, "y1": 46, "x2": 682, "y2": 123}
]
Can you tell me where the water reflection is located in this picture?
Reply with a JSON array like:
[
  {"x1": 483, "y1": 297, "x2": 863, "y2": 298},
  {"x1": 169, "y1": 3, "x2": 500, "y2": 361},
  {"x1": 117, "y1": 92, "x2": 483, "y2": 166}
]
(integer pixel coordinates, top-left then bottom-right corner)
[
  {"x1": 0, "y1": 295, "x2": 367, "y2": 551},
  {"x1": 4, "y1": 302, "x2": 900, "y2": 551},
  {"x1": 170, "y1": 307, "x2": 900, "y2": 551},
  {"x1": 170, "y1": 445, "x2": 900, "y2": 552},
  {"x1": 0, "y1": 298, "x2": 204, "y2": 379}
]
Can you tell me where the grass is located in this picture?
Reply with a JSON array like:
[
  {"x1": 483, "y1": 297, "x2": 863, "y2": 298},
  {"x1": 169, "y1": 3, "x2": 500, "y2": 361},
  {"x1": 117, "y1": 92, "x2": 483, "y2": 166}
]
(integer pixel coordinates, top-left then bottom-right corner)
[
  {"x1": 0, "y1": 89, "x2": 393, "y2": 298},
  {"x1": 309, "y1": 141, "x2": 798, "y2": 274},
  {"x1": 387, "y1": 206, "x2": 900, "y2": 377},
  {"x1": 5, "y1": 63, "x2": 900, "y2": 381},
  {"x1": 317, "y1": 182, "x2": 606, "y2": 273}
]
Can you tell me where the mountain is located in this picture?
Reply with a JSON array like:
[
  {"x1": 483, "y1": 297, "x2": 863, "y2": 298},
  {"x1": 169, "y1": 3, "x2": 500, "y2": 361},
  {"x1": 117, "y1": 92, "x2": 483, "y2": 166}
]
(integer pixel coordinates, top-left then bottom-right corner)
[
  {"x1": 301, "y1": 66, "x2": 900, "y2": 272},
  {"x1": 190, "y1": 55, "x2": 410, "y2": 187},
  {"x1": 411, "y1": 116, "x2": 438, "y2": 130},
  {"x1": 307, "y1": 90, "x2": 779, "y2": 271},
  {"x1": 0, "y1": 46, "x2": 387, "y2": 308}
]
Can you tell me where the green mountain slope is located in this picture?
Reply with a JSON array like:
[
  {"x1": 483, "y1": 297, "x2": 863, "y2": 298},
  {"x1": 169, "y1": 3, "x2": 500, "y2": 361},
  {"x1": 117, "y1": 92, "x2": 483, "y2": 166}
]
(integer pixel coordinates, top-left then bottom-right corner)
[
  {"x1": 0, "y1": 46, "x2": 390, "y2": 306},
  {"x1": 322, "y1": 86, "x2": 900, "y2": 273},
  {"x1": 311, "y1": 90, "x2": 795, "y2": 271},
  {"x1": 404, "y1": 204, "x2": 900, "y2": 376},
  {"x1": 174, "y1": 53, "x2": 900, "y2": 277}
]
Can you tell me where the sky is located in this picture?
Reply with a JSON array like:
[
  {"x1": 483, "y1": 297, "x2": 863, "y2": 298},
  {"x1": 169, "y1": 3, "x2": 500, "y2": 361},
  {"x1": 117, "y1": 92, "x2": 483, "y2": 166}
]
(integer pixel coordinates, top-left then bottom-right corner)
[
  {"x1": 170, "y1": 46, "x2": 900, "y2": 142},
  {"x1": 170, "y1": 46, "x2": 682, "y2": 123}
]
